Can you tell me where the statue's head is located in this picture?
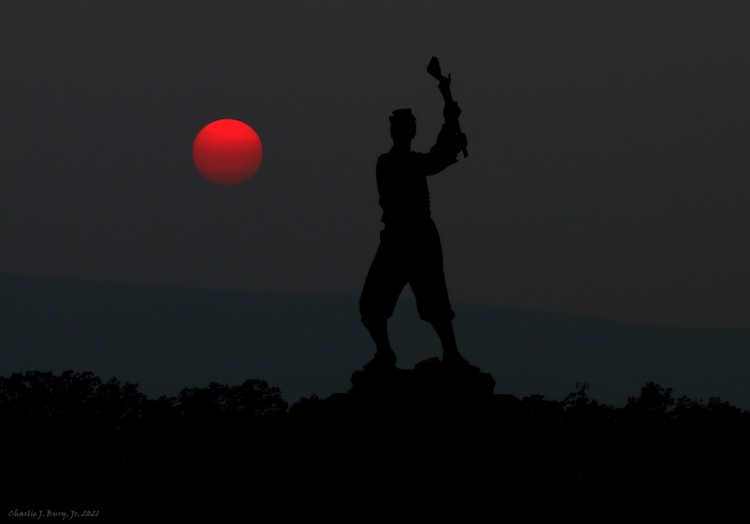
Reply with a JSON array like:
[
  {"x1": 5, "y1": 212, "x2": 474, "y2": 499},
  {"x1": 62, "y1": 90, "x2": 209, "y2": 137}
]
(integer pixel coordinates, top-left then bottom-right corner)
[{"x1": 389, "y1": 109, "x2": 416, "y2": 143}]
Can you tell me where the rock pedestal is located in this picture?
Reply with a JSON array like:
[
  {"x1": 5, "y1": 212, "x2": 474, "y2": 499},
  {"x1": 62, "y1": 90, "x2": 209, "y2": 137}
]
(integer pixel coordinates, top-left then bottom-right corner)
[
  {"x1": 295, "y1": 358, "x2": 521, "y2": 422},
  {"x1": 351, "y1": 357, "x2": 495, "y2": 399}
]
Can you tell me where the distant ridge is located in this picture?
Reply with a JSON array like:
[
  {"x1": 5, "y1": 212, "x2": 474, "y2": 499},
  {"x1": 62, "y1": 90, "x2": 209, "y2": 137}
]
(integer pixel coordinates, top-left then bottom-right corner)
[{"x1": 2, "y1": 273, "x2": 750, "y2": 408}]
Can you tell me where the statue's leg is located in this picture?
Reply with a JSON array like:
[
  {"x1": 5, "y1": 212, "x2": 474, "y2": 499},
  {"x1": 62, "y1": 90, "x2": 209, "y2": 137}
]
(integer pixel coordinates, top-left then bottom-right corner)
[
  {"x1": 413, "y1": 222, "x2": 477, "y2": 369},
  {"x1": 362, "y1": 319, "x2": 396, "y2": 369},
  {"x1": 359, "y1": 232, "x2": 405, "y2": 369},
  {"x1": 429, "y1": 319, "x2": 474, "y2": 368},
  {"x1": 430, "y1": 318, "x2": 459, "y2": 358}
]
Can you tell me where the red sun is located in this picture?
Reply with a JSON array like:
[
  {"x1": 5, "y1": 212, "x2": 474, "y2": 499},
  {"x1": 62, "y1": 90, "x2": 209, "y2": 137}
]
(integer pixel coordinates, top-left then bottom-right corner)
[{"x1": 192, "y1": 119, "x2": 263, "y2": 185}]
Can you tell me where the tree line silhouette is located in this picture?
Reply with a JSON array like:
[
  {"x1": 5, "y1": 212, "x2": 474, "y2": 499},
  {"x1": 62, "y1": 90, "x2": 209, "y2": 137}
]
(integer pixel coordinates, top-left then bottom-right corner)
[{"x1": 3, "y1": 370, "x2": 748, "y2": 516}]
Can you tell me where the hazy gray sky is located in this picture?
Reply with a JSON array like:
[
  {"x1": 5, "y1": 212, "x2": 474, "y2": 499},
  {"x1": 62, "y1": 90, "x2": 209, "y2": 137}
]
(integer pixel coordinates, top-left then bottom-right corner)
[{"x1": 2, "y1": 1, "x2": 749, "y2": 327}]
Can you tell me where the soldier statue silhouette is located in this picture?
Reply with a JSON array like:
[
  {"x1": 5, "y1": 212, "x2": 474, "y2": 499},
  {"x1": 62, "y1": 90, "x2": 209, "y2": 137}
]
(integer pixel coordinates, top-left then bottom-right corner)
[{"x1": 359, "y1": 57, "x2": 476, "y2": 371}]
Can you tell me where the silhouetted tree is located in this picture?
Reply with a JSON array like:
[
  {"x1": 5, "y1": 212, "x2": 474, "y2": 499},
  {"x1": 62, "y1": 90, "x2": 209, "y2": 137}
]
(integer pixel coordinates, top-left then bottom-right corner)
[
  {"x1": 177, "y1": 379, "x2": 287, "y2": 418},
  {"x1": 0, "y1": 370, "x2": 147, "y2": 426},
  {"x1": 625, "y1": 381, "x2": 675, "y2": 420},
  {"x1": 5, "y1": 368, "x2": 750, "y2": 503}
]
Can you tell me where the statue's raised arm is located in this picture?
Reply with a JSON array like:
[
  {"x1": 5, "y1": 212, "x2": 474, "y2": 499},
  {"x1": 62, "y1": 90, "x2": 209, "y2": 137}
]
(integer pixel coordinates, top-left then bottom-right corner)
[{"x1": 427, "y1": 56, "x2": 468, "y2": 158}]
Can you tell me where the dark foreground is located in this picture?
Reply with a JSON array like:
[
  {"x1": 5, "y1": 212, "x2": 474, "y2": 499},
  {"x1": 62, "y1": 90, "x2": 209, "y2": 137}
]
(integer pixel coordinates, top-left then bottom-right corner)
[{"x1": 3, "y1": 368, "x2": 749, "y2": 520}]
